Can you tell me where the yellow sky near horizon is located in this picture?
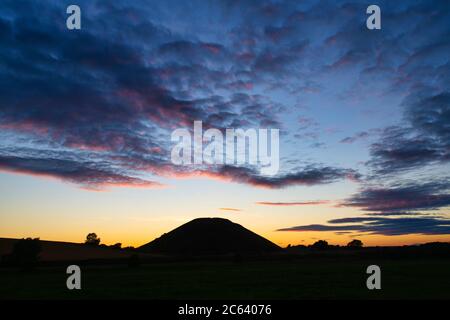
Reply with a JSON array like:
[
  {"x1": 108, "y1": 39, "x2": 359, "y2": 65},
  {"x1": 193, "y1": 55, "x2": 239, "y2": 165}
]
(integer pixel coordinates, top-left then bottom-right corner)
[{"x1": 1, "y1": 172, "x2": 449, "y2": 248}]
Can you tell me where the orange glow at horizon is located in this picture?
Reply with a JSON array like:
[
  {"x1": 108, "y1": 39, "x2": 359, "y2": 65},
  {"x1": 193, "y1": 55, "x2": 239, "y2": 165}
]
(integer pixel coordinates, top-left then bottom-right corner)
[
  {"x1": 1, "y1": 172, "x2": 449, "y2": 249},
  {"x1": 2, "y1": 217, "x2": 450, "y2": 249}
]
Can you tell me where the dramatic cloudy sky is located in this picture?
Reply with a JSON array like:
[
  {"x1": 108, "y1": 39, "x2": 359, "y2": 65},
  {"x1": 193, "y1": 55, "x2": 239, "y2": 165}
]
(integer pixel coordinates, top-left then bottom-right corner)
[{"x1": 0, "y1": 0, "x2": 449, "y2": 246}]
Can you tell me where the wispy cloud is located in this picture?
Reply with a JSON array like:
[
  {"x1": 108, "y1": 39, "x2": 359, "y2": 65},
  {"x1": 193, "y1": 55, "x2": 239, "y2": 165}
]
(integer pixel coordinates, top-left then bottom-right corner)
[
  {"x1": 342, "y1": 179, "x2": 450, "y2": 213},
  {"x1": 256, "y1": 200, "x2": 330, "y2": 206},
  {"x1": 277, "y1": 216, "x2": 450, "y2": 236},
  {"x1": 0, "y1": 155, "x2": 162, "y2": 190},
  {"x1": 0, "y1": 0, "x2": 449, "y2": 199},
  {"x1": 219, "y1": 208, "x2": 241, "y2": 212}
]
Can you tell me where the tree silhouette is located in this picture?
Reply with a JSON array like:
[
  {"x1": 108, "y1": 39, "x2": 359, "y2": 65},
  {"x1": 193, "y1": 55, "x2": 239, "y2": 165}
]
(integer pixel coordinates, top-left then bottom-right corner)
[
  {"x1": 10, "y1": 238, "x2": 42, "y2": 270},
  {"x1": 85, "y1": 233, "x2": 101, "y2": 246},
  {"x1": 110, "y1": 243, "x2": 122, "y2": 249},
  {"x1": 311, "y1": 240, "x2": 329, "y2": 250},
  {"x1": 347, "y1": 239, "x2": 363, "y2": 248}
]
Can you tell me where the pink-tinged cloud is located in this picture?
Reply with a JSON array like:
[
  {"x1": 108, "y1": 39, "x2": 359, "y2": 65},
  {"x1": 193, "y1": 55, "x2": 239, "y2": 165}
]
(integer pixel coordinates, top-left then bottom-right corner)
[
  {"x1": 0, "y1": 121, "x2": 49, "y2": 136},
  {"x1": 150, "y1": 164, "x2": 358, "y2": 189},
  {"x1": 219, "y1": 208, "x2": 241, "y2": 212},
  {"x1": 0, "y1": 155, "x2": 163, "y2": 191},
  {"x1": 202, "y1": 43, "x2": 223, "y2": 54},
  {"x1": 341, "y1": 180, "x2": 450, "y2": 213}
]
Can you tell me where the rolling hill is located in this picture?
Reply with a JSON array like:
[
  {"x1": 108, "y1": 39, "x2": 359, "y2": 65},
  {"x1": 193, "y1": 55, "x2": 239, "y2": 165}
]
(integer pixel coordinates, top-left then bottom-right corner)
[
  {"x1": 139, "y1": 217, "x2": 281, "y2": 254},
  {"x1": 0, "y1": 238, "x2": 135, "y2": 262}
]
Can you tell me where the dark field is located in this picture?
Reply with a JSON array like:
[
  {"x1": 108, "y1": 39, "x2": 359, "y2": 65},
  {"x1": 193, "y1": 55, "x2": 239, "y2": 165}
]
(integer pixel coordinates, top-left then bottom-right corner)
[{"x1": 1, "y1": 258, "x2": 449, "y2": 299}]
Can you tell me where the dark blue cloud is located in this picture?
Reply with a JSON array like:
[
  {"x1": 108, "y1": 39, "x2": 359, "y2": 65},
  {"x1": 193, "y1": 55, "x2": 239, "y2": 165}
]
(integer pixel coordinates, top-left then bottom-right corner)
[
  {"x1": 210, "y1": 165, "x2": 359, "y2": 189},
  {"x1": 0, "y1": 154, "x2": 160, "y2": 190},
  {"x1": 277, "y1": 216, "x2": 450, "y2": 236},
  {"x1": 0, "y1": 0, "x2": 449, "y2": 190},
  {"x1": 343, "y1": 179, "x2": 450, "y2": 212},
  {"x1": 280, "y1": 177, "x2": 450, "y2": 236},
  {"x1": 368, "y1": 92, "x2": 450, "y2": 175}
]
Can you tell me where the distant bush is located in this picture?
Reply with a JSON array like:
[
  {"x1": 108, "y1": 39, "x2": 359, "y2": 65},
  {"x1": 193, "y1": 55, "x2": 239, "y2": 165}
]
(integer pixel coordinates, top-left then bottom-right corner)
[
  {"x1": 310, "y1": 240, "x2": 330, "y2": 250},
  {"x1": 419, "y1": 242, "x2": 450, "y2": 249},
  {"x1": 85, "y1": 233, "x2": 101, "y2": 246},
  {"x1": 10, "y1": 238, "x2": 42, "y2": 270},
  {"x1": 285, "y1": 244, "x2": 307, "y2": 252},
  {"x1": 110, "y1": 243, "x2": 122, "y2": 249},
  {"x1": 347, "y1": 239, "x2": 363, "y2": 248}
]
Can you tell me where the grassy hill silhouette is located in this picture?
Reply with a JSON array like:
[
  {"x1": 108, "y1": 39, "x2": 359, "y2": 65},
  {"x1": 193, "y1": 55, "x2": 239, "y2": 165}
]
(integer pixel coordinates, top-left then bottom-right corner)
[
  {"x1": 139, "y1": 217, "x2": 281, "y2": 254},
  {"x1": 0, "y1": 238, "x2": 136, "y2": 262}
]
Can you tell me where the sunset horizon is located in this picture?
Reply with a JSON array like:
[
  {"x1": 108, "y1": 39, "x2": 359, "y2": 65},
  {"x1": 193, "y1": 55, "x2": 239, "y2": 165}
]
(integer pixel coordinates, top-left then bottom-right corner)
[
  {"x1": 1, "y1": 0, "x2": 450, "y2": 306},
  {"x1": 1, "y1": 0, "x2": 449, "y2": 251}
]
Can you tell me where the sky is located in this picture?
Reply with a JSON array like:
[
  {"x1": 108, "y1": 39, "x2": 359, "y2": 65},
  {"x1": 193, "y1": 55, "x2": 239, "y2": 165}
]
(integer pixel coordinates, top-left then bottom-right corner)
[{"x1": 0, "y1": 0, "x2": 449, "y2": 247}]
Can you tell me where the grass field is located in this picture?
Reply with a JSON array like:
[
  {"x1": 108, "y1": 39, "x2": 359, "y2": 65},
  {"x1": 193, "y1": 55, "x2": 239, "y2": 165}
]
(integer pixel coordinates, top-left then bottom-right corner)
[{"x1": 1, "y1": 258, "x2": 449, "y2": 299}]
